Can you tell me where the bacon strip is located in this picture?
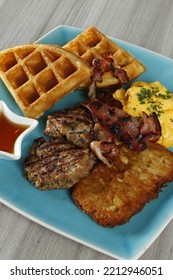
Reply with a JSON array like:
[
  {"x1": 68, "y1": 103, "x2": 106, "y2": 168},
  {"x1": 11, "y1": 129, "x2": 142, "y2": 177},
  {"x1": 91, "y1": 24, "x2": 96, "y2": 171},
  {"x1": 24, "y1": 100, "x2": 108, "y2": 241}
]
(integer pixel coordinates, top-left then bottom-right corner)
[
  {"x1": 103, "y1": 52, "x2": 129, "y2": 84},
  {"x1": 82, "y1": 100, "x2": 161, "y2": 165},
  {"x1": 110, "y1": 64, "x2": 129, "y2": 84},
  {"x1": 90, "y1": 141, "x2": 119, "y2": 166},
  {"x1": 139, "y1": 112, "x2": 162, "y2": 143},
  {"x1": 95, "y1": 88, "x2": 123, "y2": 108},
  {"x1": 92, "y1": 53, "x2": 129, "y2": 85},
  {"x1": 92, "y1": 58, "x2": 106, "y2": 83}
]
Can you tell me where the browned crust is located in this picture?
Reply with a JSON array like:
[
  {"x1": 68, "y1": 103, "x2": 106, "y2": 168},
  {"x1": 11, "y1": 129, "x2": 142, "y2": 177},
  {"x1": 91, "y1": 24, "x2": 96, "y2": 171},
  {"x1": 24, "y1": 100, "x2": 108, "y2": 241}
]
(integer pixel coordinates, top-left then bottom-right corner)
[{"x1": 72, "y1": 143, "x2": 173, "y2": 227}]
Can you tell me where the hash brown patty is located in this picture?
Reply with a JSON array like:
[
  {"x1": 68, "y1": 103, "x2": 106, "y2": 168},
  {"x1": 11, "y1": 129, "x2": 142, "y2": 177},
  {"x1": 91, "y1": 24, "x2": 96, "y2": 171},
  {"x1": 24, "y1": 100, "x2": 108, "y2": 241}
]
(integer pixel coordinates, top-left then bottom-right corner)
[{"x1": 72, "y1": 143, "x2": 173, "y2": 227}]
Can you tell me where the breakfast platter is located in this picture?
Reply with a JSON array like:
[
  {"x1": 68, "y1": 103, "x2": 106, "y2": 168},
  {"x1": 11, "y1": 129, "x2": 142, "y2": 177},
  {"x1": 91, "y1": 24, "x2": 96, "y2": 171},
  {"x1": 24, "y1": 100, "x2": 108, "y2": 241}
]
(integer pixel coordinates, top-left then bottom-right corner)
[{"x1": 0, "y1": 25, "x2": 173, "y2": 259}]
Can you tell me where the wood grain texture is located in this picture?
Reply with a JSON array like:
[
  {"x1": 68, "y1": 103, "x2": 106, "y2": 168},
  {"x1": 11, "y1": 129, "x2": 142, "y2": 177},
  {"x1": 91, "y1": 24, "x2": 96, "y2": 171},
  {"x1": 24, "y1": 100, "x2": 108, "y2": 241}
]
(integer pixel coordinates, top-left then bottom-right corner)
[{"x1": 0, "y1": 0, "x2": 173, "y2": 260}]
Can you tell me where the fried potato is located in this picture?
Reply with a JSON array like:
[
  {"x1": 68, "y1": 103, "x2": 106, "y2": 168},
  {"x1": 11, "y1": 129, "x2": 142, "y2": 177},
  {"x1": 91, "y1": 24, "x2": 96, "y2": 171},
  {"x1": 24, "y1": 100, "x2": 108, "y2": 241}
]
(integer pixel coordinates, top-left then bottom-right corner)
[{"x1": 72, "y1": 143, "x2": 173, "y2": 227}]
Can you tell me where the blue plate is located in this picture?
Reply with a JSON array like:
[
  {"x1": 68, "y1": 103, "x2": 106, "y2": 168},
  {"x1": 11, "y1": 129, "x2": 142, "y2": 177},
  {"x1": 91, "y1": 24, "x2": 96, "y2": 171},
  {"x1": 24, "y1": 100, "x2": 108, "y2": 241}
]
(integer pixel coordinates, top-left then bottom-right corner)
[{"x1": 0, "y1": 25, "x2": 173, "y2": 260}]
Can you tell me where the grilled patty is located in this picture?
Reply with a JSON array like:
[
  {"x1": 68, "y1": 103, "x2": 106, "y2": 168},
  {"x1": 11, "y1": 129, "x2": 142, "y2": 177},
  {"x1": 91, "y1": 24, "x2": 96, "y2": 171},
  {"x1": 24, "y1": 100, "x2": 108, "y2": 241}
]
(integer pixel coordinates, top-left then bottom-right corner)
[
  {"x1": 44, "y1": 106, "x2": 94, "y2": 148},
  {"x1": 24, "y1": 137, "x2": 96, "y2": 190}
]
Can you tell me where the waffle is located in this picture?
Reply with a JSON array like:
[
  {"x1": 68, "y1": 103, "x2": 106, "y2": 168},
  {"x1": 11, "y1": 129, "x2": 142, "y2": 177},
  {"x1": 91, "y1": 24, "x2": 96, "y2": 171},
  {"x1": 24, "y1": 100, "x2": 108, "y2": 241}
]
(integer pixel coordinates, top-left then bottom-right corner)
[
  {"x1": 64, "y1": 26, "x2": 146, "y2": 88},
  {"x1": 0, "y1": 44, "x2": 92, "y2": 119}
]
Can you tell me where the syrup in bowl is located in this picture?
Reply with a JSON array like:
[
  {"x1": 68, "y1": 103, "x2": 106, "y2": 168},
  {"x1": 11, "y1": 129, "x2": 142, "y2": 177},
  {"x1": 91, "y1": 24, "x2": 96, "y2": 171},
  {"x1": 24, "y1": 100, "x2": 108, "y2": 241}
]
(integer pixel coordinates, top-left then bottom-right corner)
[
  {"x1": 0, "y1": 111, "x2": 29, "y2": 154},
  {"x1": 0, "y1": 100, "x2": 38, "y2": 160}
]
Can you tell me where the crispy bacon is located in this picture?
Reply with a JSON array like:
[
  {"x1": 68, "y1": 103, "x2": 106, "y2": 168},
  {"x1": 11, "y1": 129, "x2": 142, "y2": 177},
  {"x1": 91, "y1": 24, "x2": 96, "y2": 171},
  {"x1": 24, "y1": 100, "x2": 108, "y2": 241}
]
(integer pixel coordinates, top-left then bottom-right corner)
[
  {"x1": 90, "y1": 141, "x2": 120, "y2": 166},
  {"x1": 139, "y1": 112, "x2": 162, "y2": 143},
  {"x1": 92, "y1": 58, "x2": 106, "y2": 82},
  {"x1": 92, "y1": 52, "x2": 129, "y2": 85},
  {"x1": 93, "y1": 122, "x2": 115, "y2": 142},
  {"x1": 102, "y1": 52, "x2": 114, "y2": 63},
  {"x1": 110, "y1": 64, "x2": 129, "y2": 84},
  {"x1": 82, "y1": 100, "x2": 162, "y2": 159},
  {"x1": 103, "y1": 51, "x2": 129, "y2": 84},
  {"x1": 96, "y1": 88, "x2": 123, "y2": 108},
  {"x1": 83, "y1": 64, "x2": 161, "y2": 166},
  {"x1": 88, "y1": 81, "x2": 122, "y2": 107},
  {"x1": 88, "y1": 81, "x2": 97, "y2": 101}
]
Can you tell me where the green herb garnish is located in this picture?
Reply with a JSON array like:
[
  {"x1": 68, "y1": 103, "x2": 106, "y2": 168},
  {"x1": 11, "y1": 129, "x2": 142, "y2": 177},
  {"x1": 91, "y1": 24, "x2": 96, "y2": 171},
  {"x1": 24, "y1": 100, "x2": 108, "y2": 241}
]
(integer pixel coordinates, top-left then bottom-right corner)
[{"x1": 136, "y1": 86, "x2": 171, "y2": 117}]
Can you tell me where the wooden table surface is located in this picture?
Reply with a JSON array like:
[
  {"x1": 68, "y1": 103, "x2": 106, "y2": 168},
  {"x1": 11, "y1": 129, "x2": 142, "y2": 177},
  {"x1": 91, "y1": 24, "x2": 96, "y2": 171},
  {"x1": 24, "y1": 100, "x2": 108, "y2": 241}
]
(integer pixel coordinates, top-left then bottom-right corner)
[{"x1": 0, "y1": 0, "x2": 173, "y2": 260}]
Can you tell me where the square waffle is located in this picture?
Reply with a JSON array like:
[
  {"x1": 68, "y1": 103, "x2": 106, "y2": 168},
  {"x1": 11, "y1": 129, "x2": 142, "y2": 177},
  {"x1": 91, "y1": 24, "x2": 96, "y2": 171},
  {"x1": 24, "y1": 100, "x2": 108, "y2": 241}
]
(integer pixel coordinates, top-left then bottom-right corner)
[
  {"x1": 0, "y1": 44, "x2": 92, "y2": 119},
  {"x1": 64, "y1": 26, "x2": 146, "y2": 88}
]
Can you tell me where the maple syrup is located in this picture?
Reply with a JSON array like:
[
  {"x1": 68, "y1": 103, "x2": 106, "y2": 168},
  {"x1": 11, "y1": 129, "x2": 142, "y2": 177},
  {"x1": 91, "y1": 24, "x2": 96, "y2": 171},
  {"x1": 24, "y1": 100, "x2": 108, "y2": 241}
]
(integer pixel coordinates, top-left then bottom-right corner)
[{"x1": 0, "y1": 111, "x2": 29, "y2": 154}]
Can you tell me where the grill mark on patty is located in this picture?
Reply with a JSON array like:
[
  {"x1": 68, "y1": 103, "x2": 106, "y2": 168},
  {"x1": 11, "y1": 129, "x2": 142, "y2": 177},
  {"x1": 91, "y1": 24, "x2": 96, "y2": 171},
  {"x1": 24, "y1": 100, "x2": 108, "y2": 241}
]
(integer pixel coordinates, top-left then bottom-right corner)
[
  {"x1": 24, "y1": 136, "x2": 97, "y2": 190},
  {"x1": 44, "y1": 106, "x2": 94, "y2": 147}
]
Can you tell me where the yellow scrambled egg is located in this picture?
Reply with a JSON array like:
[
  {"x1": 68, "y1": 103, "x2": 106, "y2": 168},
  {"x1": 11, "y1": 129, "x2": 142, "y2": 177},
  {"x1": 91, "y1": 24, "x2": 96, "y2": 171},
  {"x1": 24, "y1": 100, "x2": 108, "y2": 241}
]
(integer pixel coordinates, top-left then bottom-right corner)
[{"x1": 114, "y1": 81, "x2": 173, "y2": 148}]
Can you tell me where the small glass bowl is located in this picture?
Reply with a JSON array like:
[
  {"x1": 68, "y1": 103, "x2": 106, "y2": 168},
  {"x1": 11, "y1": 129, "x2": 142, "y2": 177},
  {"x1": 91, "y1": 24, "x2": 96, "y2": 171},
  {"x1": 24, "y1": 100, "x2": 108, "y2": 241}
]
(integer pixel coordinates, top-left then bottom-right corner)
[{"x1": 0, "y1": 100, "x2": 38, "y2": 160}]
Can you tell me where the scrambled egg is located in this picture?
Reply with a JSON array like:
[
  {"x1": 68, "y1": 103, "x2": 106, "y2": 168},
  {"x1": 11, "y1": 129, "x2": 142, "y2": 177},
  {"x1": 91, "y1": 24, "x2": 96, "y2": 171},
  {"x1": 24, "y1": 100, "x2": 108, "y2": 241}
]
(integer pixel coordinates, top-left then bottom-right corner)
[{"x1": 114, "y1": 81, "x2": 173, "y2": 148}]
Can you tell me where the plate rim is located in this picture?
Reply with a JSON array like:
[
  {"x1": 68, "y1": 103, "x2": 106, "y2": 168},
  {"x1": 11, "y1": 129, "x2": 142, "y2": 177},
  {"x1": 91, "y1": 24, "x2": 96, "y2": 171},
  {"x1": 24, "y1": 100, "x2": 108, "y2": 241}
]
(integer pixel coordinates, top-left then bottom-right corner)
[{"x1": 1, "y1": 24, "x2": 173, "y2": 260}]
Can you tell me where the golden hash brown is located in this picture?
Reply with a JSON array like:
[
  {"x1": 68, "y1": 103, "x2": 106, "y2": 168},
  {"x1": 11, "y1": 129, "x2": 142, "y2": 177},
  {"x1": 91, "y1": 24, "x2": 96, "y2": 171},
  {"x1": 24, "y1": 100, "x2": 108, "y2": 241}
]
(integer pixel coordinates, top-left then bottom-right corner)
[{"x1": 72, "y1": 143, "x2": 173, "y2": 227}]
